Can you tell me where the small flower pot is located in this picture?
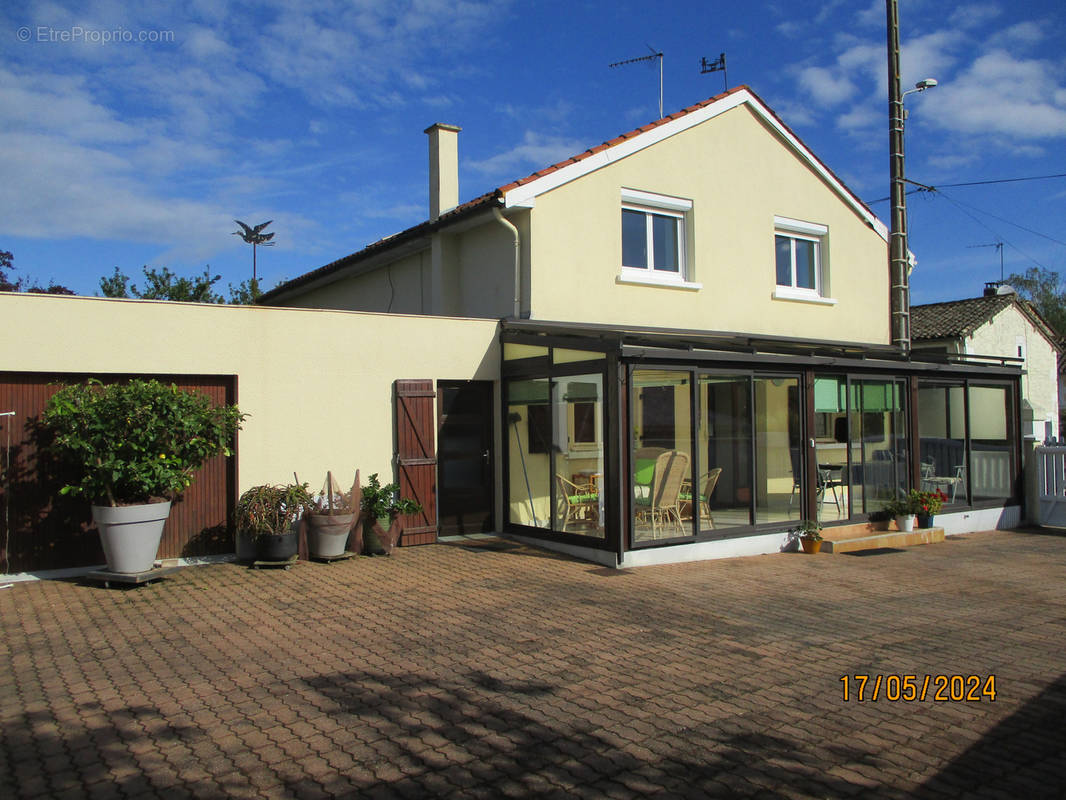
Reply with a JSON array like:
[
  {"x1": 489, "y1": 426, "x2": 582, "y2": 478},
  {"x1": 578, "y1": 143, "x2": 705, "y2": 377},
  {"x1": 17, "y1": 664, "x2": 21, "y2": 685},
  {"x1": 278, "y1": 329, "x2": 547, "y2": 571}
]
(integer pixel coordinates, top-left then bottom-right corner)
[
  {"x1": 896, "y1": 515, "x2": 915, "y2": 532},
  {"x1": 800, "y1": 535, "x2": 822, "y2": 554},
  {"x1": 917, "y1": 513, "x2": 934, "y2": 529}
]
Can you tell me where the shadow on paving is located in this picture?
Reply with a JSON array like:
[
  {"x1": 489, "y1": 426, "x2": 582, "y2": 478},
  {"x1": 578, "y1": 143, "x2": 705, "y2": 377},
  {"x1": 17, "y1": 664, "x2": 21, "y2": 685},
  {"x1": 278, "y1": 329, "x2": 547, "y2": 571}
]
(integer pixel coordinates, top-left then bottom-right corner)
[
  {"x1": 914, "y1": 671, "x2": 1066, "y2": 797},
  {"x1": 302, "y1": 669, "x2": 882, "y2": 798}
]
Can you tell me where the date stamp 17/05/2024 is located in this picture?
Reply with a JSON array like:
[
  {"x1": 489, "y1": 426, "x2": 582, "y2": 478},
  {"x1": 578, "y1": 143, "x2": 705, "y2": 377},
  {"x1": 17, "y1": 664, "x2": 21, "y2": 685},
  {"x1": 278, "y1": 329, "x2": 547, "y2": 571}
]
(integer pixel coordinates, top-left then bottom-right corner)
[{"x1": 840, "y1": 674, "x2": 997, "y2": 702}]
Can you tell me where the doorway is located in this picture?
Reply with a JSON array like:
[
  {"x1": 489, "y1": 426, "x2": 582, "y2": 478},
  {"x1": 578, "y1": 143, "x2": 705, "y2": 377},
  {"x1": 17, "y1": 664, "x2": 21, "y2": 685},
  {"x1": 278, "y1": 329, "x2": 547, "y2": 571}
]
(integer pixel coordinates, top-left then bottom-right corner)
[{"x1": 437, "y1": 380, "x2": 495, "y2": 536}]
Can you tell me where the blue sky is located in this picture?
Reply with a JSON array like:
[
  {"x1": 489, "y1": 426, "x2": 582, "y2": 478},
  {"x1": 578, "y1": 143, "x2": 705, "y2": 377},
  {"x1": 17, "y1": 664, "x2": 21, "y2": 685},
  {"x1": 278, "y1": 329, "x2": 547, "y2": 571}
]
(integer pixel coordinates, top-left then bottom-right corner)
[{"x1": 2, "y1": 0, "x2": 1064, "y2": 305}]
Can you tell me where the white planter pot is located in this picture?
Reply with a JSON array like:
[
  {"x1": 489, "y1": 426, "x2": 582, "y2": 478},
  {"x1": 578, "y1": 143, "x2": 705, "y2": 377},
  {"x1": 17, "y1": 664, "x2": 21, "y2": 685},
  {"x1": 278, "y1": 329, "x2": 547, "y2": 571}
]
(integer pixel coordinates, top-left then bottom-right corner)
[
  {"x1": 895, "y1": 514, "x2": 915, "y2": 532},
  {"x1": 92, "y1": 501, "x2": 171, "y2": 574}
]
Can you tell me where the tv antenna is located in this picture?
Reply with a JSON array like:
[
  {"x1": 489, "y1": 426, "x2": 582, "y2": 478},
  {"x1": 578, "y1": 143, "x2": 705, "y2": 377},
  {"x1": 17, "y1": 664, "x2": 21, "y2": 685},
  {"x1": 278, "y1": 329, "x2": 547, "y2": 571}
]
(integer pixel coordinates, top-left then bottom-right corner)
[
  {"x1": 968, "y1": 241, "x2": 1004, "y2": 281},
  {"x1": 233, "y1": 219, "x2": 276, "y2": 282},
  {"x1": 700, "y1": 52, "x2": 727, "y2": 92},
  {"x1": 610, "y1": 46, "x2": 664, "y2": 119}
]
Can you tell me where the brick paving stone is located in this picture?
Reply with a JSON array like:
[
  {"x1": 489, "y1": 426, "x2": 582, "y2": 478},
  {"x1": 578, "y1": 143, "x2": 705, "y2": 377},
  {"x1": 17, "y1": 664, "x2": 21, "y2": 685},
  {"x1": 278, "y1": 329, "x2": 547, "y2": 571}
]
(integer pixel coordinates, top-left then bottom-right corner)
[{"x1": 1, "y1": 530, "x2": 1066, "y2": 797}]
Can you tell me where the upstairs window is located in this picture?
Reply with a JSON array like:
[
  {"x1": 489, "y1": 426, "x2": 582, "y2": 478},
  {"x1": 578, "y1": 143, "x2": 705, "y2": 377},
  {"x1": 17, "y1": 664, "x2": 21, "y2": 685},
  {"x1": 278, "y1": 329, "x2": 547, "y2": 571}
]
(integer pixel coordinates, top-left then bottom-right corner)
[
  {"x1": 773, "y1": 216, "x2": 831, "y2": 303},
  {"x1": 620, "y1": 189, "x2": 692, "y2": 285}
]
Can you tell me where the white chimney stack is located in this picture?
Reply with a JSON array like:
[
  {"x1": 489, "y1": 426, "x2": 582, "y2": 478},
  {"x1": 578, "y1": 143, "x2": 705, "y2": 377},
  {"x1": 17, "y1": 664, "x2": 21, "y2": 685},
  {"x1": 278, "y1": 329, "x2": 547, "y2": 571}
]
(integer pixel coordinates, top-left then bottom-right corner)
[{"x1": 424, "y1": 123, "x2": 461, "y2": 221}]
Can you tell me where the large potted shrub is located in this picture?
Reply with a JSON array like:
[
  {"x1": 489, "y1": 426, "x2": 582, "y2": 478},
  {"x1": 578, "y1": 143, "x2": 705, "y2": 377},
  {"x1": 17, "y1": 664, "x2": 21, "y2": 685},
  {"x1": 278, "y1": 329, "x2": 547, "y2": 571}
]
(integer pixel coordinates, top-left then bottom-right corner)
[
  {"x1": 41, "y1": 379, "x2": 244, "y2": 574},
  {"x1": 235, "y1": 483, "x2": 312, "y2": 562},
  {"x1": 307, "y1": 471, "x2": 357, "y2": 559},
  {"x1": 359, "y1": 473, "x2": 422, "y2": 555}
]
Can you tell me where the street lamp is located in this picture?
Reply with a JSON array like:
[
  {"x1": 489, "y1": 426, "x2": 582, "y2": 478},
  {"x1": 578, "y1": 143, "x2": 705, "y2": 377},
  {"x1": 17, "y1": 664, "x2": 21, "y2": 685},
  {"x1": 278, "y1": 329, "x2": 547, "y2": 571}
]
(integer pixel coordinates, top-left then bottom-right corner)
[{"x1": 887, "y1": 1, "x2": 938, "y2": 354}]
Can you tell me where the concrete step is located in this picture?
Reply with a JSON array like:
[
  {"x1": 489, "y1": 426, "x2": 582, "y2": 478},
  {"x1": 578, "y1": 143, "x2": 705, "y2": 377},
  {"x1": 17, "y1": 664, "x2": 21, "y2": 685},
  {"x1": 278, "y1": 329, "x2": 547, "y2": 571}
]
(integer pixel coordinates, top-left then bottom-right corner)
[{"x1": 821, "y1": 526, "x2": 945, "y2": 554}]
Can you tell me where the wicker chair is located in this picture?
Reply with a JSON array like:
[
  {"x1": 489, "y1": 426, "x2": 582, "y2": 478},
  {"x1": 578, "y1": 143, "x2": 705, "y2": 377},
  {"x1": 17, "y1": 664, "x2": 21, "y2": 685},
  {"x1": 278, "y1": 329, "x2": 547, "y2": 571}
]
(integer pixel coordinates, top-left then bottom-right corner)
[
  {"x1": 635, "y1": 450, "x2": 689, "y2": 538},
  {"x1": 556, "y1": 474, "x2": 598, "y2": 531}
]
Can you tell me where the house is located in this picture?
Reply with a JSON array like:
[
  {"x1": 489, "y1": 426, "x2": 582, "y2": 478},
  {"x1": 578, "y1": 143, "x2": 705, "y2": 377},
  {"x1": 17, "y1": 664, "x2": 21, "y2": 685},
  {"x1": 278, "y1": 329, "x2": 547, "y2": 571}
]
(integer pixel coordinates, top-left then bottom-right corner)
[
  {"x1": 255, "y1": 87, "x2": 1024, "y2": 567},
  {"x1": 912, "y1": 284, "x2": 1061, "y2": 441}
]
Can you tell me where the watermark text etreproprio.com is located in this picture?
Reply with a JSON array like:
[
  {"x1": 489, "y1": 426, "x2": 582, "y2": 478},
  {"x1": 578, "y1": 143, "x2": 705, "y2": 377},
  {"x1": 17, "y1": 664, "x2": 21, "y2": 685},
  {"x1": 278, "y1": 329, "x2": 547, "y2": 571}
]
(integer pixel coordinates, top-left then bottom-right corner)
[{"x1": 16, "y1": 25, "x2": 175, "y2": 44}]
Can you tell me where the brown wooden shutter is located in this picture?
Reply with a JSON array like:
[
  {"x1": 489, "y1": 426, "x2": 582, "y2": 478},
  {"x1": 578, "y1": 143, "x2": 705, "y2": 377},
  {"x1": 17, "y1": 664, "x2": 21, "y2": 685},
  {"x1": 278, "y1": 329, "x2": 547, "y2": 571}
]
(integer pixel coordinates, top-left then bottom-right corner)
[{"x1": 393, "y1": 379, "x2": 437, "y2": 545}]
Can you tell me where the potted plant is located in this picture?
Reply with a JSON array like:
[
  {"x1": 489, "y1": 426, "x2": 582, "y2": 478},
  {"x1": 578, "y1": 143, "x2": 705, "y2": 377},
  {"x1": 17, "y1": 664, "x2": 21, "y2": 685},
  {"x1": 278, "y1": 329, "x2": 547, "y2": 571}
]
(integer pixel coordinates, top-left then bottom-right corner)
[
  {"x1": 795, "y1": 519, "x2": 824, "y2": 554},
  {"x1": 359, "y1": 473, "x2": 422, "y2": 555},
  {"x1": 867, "y1": 508, "x2": 893, "y2": 531},
  {"x1": 913, "y1": 489, "x2": 947, "y2": 528},
  {"x1": 41, "y1": 378, "x2": 244, "y2": 574},
  {"x1": 235, "y1": 483, "x2": 313, "y2": 563},
  {"x1": 882, "y1": 494, "x2": 917, "y2": 532},
  {"x1": 307, "y1": 471, "x2": 358, "y2": 559}
]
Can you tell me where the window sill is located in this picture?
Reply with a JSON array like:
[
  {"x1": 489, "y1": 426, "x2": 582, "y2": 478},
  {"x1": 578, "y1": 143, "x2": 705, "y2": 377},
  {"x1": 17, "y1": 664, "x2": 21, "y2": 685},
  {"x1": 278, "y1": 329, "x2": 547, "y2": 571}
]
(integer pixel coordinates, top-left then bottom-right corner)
[
  {"x1": 617, "y1": 273, "x2": 702, "y2": 291},
  {"x1": 772, "y1": 287, "x2": 837, "y2": 305}
]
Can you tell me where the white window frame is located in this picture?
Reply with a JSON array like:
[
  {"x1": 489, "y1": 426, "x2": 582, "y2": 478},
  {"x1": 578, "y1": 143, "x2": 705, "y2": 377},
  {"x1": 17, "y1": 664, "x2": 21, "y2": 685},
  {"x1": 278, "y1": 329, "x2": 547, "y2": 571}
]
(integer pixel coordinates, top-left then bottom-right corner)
[
  {"x1": 772, "y1": 216, "x2": 835, "y2": 305},
  {"x1": 618, "y1": 189, "x2": 700, "y2": 289}
]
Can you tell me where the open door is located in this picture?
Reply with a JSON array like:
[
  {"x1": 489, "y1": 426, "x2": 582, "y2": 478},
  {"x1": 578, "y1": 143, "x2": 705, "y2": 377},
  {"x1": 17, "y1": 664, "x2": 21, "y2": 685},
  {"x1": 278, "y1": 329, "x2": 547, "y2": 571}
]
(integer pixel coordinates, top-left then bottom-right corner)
[{"x1": 437, "y1": 380, "x2": 494, "y2": 536}]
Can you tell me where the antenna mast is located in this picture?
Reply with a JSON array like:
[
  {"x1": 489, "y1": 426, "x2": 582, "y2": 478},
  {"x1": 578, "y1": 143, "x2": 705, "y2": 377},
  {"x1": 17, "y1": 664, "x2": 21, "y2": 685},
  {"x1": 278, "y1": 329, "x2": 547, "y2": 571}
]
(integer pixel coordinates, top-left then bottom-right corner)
[
  {"x1": 700, "y1": 52, "x2": 727, "y2": 92},
  {"x1": 610, "y1": 48, "x2": 664, "y2": 118}
]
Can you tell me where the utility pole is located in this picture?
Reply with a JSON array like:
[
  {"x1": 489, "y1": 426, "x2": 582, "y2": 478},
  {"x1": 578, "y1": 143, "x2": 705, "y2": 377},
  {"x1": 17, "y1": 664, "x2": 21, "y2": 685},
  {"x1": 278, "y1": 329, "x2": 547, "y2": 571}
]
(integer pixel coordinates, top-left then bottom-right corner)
[{"x1": 887, "y1": 0, "x2": 909, "y2": 355}]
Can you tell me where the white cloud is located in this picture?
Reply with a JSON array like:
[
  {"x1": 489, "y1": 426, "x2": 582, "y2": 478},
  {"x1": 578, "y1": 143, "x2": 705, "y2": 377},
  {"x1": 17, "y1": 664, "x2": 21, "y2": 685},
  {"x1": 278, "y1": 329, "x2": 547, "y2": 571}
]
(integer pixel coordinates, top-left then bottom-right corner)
[
  {"x1": 796, "y1": 66, "x2": 857, "y2": 106},
  {"x1": 1001, "y1": 21, "x2": 1044, "y2": 45},
  {"x1": 467, "y1": 131, "x2": 587, "y2": 179},
  {"x1": 931, "y1": 50, "x2": 1066, "y2": 140},
  {"x1": 947, "y1": 2, "x2": 1002, "y2": 30}
]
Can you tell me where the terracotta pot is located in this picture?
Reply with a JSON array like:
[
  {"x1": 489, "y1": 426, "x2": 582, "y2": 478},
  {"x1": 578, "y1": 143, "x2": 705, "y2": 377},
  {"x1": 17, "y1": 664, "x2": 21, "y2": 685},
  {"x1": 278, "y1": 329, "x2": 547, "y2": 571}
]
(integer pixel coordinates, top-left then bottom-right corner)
[{"x1": 800, "y1": 536, "x2": 822, "y2": 554}]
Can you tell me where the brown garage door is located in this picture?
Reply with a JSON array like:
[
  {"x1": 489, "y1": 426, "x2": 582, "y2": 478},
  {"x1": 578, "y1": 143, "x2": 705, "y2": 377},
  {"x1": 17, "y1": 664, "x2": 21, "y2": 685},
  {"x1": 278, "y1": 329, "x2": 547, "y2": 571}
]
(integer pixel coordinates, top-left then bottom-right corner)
[{"x1": 0, "y1": 372, "x2": 237, "y2": 574}]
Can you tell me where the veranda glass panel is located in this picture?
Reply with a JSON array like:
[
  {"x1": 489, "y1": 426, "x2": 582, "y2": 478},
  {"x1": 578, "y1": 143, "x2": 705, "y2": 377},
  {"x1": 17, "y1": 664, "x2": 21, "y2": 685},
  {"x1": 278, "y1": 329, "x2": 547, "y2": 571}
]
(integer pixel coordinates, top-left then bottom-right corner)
[
  {"x1": 551, "y1": 374, "x2": 605, "y2": 538},
  {"x1": 506, "y1": 379, "x2": 551, "y2": 528},
  {"x1": 697, "y1": 375, "x2": 753, "y2": 532},
  {"x1": 632, "y1": 370, "x2": 693, "y2": 542},
  {"x1": 850, "y1": 380, "x2": 908, "y2": 516},
  {"x1": 813, "y1": 376, "x2": 848, "y2": 524},
  {"x1": 504, "y1": 343, "x2": 548, "y2": 360},
  {"x1": 969, "y1": 385, "x2": 1014, "y2": 501},
  {"x1": 754, "y1": 376, "x2": 801, "y2": 526},
  {"x1": 553, "y1": 348, "x2": 602, "y2": 364},
  {"x1": 917, "y1": 381, "x2": 968, "y2": 504}
]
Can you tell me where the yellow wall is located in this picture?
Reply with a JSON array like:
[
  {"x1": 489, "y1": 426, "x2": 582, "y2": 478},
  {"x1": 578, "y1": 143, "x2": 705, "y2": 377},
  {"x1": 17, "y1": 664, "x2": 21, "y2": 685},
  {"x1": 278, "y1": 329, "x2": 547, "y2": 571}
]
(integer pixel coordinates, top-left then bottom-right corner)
[
  {"x1": 0, "y1": 294, "x2": 500, "y2": 498},
  {"x1": 287, "y1": 249, "x2": 429, "y2": 314},
  {"x1": 526, "y1": 104, "x2": 889, "y2": 344}
]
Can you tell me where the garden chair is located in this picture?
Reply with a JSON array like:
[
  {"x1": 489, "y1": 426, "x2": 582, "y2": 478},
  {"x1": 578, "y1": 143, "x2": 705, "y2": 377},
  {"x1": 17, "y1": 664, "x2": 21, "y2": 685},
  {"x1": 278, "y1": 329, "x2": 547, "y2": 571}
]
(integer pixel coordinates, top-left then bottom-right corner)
[
  {"x1": 556, "y1": 474, "x2": 598, "y2": 531},
  {"x1": 635, "y1": 450, "x2": 689, "y2": 538}
]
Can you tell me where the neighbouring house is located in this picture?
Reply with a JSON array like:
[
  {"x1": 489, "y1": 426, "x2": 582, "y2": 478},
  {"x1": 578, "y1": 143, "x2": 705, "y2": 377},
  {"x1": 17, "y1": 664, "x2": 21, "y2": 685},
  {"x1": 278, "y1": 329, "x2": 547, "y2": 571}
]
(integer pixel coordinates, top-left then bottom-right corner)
[
  {"x1": 250, "y1": 86, "x2": 1025, "y2": 567},
  {"x1": 912, "y1": 284, "x2": 1061, "y2": 442}
]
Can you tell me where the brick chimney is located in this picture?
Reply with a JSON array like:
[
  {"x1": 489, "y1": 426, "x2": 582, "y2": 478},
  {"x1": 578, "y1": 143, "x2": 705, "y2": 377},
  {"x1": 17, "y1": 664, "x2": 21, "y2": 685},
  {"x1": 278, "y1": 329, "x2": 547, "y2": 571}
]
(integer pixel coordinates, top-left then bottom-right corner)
[{"x1": 424, "y1": 123, "x2": 461, "y2": 221}]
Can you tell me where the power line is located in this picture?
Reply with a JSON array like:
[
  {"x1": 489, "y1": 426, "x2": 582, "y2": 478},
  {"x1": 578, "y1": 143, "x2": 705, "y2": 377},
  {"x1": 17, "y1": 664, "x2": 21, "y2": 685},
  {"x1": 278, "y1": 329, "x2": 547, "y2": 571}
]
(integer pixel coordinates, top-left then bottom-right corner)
[{"x1": 865, "y1": 171, "x2": 1066, "y2": 204}]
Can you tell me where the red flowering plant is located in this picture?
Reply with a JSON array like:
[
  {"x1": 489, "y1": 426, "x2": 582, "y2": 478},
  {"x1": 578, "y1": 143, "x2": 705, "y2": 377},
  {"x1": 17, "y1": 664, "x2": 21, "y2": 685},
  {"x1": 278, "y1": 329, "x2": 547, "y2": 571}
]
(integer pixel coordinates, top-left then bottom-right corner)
[{"x1": 909, "y1": 488, "x2": 948, "y2": 516}]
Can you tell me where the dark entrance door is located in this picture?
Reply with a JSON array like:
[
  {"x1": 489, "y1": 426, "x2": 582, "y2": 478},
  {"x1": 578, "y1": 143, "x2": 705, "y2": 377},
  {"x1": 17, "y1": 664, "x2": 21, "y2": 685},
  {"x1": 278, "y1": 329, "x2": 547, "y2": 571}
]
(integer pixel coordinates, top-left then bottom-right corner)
[{"x1": 437, "y1": 380, "x2": 494, "y2": 536}]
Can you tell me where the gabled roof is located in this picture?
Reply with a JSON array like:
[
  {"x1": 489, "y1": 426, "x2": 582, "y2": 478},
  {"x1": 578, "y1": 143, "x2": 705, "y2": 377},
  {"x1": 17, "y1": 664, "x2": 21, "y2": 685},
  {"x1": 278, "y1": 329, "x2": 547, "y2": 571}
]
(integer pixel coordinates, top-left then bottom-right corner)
[
  {"x1": 261, "y1": 86, "x2": 887, "y2": 304},
  {"x1": 912, "y1": 293, "x2": 1062, "y2": 351}
]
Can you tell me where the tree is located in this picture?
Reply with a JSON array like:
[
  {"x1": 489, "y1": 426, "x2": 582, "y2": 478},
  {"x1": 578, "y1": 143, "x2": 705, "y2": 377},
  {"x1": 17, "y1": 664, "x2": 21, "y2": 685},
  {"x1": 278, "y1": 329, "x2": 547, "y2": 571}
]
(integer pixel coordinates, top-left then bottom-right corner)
[
  {"x1": 100, "y1": 266, "x2": 225, "y2": 303},
  {"x1": 1005, "y1": 267, "x2": 1066, "y2": 340},
  {"x1": 99, "y1": 266, "x2": 263, "y2": 305},
  {"x1": 0, "y1": 249, "x2": 75, "y2": 295}
]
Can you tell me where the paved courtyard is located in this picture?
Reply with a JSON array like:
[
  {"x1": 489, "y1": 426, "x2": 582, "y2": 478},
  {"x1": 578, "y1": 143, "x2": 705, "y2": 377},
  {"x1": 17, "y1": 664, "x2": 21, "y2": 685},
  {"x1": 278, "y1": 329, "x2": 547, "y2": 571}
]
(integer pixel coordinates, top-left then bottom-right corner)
[{"x1": 1, "y1": 529, "x2": 1065, "y2": 799}]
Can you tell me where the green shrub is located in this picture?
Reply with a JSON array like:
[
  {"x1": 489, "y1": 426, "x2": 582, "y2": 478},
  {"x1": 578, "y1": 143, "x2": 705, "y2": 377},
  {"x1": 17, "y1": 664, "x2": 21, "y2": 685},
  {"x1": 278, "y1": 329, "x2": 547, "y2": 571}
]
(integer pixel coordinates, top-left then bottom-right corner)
[{"x1": 42, "y1": 378, "x2": 244, "y2": 506}]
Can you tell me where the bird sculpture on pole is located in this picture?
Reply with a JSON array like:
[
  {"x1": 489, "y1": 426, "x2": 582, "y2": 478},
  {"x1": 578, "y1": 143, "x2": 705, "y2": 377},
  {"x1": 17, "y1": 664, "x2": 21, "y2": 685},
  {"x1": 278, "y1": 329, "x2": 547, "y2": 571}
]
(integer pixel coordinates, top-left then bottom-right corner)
[{"x1": 232, "y1": 220, "x2": 275, "y2": 282}]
